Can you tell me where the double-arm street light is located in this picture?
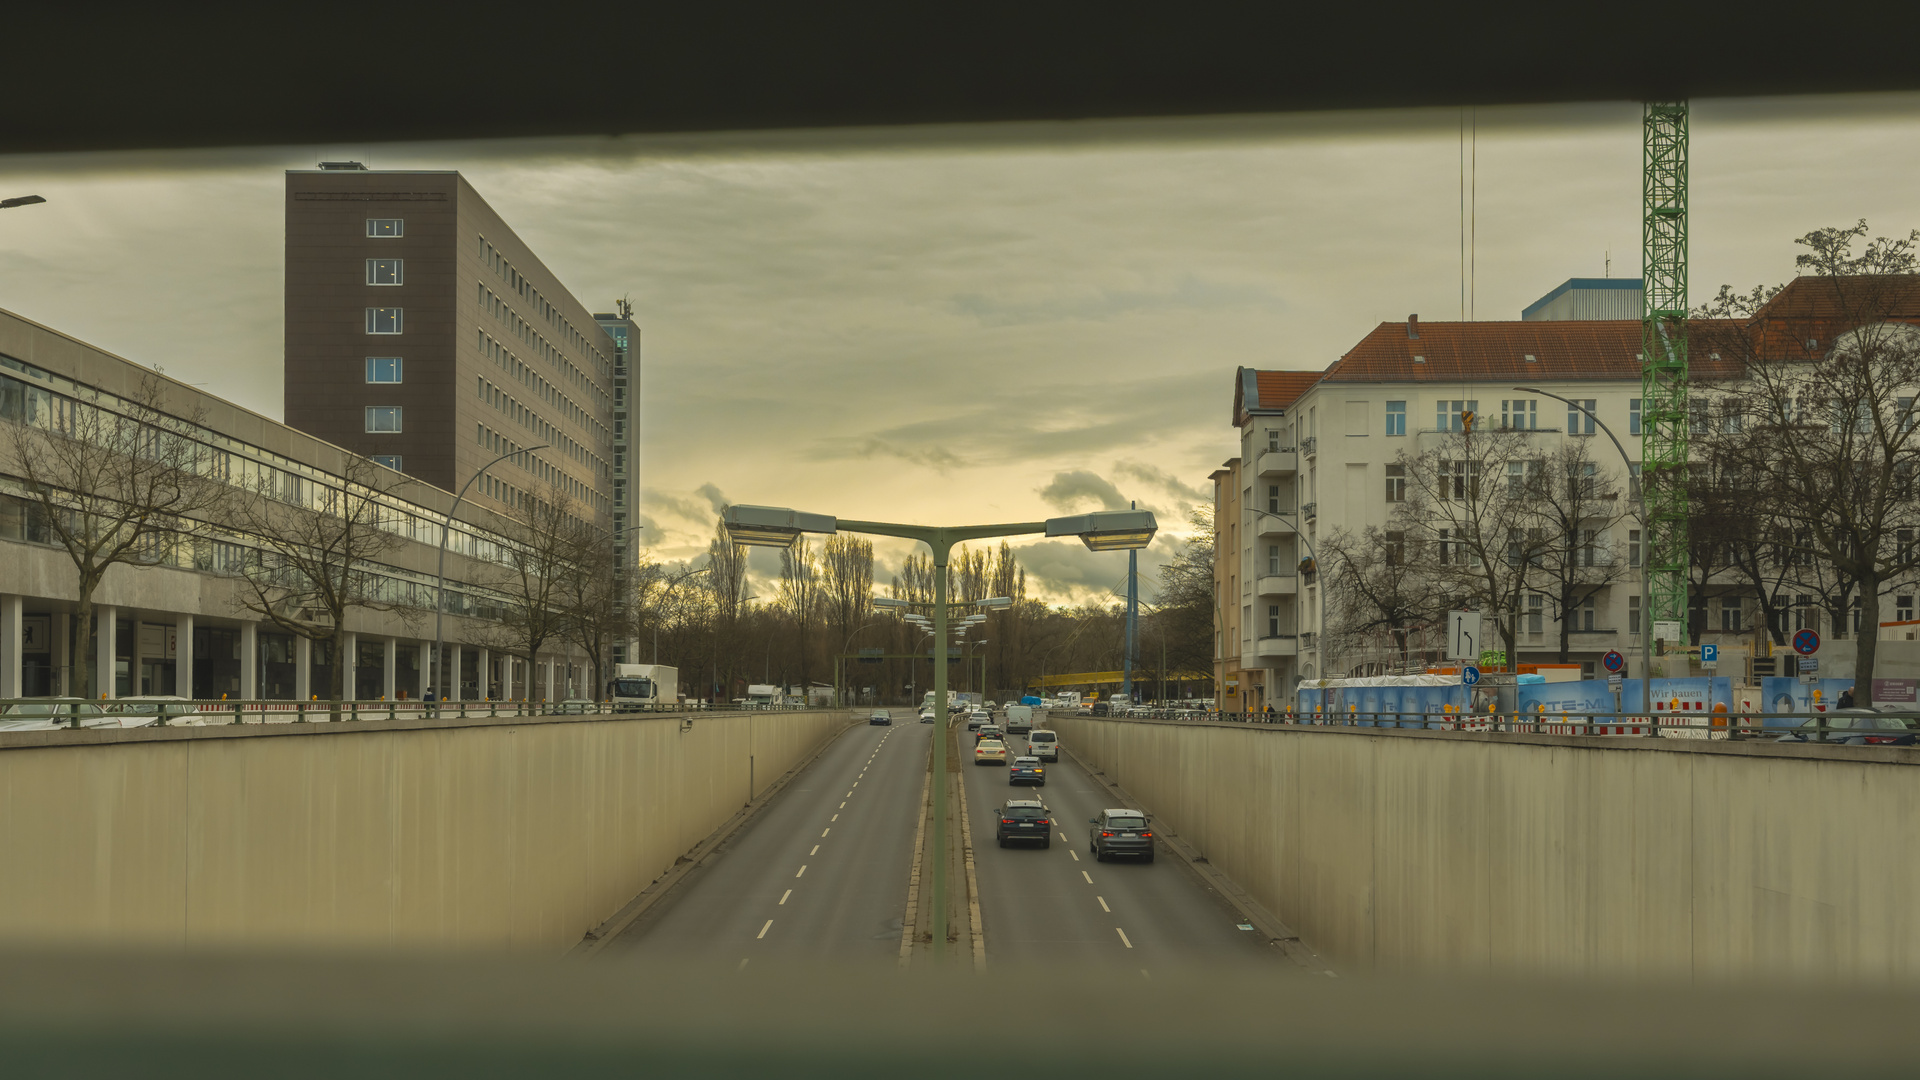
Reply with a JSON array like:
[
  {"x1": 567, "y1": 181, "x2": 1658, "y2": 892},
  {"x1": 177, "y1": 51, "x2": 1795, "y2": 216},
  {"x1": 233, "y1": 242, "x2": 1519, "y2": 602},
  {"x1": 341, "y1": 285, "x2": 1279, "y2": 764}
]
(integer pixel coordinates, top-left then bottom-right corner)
[
  {"x1": 722, "y1": 504, "x2": 1156, "y2": 960},
  {"x1": 1514, "y1": 386, "x2": 1655, "y2": 735},
  {"x1": 433, "y1": 443, "x2": 548, "y2": 715}
]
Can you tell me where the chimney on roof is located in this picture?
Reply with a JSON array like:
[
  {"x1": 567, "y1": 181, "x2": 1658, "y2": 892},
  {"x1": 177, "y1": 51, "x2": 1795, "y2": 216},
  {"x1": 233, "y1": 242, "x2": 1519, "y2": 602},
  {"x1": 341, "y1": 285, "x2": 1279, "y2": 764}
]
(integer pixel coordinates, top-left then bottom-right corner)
[{"x1": 1407, "y1": 314, "x2": 1420, "y2": 340}]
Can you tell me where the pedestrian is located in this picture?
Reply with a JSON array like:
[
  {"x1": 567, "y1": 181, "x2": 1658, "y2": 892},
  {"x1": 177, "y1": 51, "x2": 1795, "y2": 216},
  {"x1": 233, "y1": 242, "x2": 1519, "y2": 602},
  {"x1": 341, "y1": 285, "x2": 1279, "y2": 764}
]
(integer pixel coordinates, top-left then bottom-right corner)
[
  {"x1": 1264, "y1": 703, "x2": 1276, "y2": 723},
  {"x1": 1839, "y1": 685, "x2": 1856, "y2": 710}
]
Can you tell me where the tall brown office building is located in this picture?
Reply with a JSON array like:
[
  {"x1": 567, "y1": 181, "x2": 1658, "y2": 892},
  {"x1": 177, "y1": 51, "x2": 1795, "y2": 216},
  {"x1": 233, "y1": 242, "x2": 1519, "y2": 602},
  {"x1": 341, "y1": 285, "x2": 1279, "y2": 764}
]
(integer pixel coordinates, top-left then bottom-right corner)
[{"x1": 284, "y1": 165, "x2": 617, "y2": 527}]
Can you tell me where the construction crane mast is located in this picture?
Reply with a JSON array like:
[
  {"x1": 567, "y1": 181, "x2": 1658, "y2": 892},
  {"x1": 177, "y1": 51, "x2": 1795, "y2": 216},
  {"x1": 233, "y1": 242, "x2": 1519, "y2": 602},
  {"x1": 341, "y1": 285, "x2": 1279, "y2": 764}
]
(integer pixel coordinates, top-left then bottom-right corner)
[{"x1": 1641, "y1": 101, "x2": 1690, "y2": 642}]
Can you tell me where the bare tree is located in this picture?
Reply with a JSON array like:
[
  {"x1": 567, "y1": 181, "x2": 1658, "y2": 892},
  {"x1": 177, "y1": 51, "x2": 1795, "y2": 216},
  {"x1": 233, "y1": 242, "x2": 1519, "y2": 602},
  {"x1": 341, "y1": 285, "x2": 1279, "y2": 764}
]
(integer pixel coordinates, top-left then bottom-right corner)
[
  {"x1": 1525, "y1": 440, "x2": 1632, "y2": 662},
  {"x1": 1391, "y1": 425, "x2": 1552, "y2": 662},
  {"x1": 1322, "y1": 524, "x2": 1443, "y2": 672},
  {"x1": 4, "y1": 374, "x2": 225, "y2": 699},
  {"x1": 820, "y1": 533, "x2": 874, "y2": 658},
  {"x1": 779, "y1": 536, "x2": 822, "y2": 690},
  {"x1": 228, "y1": 453, "x2": 415, "y2": 704},
  {"x1": 1694, "y1": 222, "x2": 1920, "y2": 704},
  {"x1": 482, "y1": 484, "x2": 582, "y2": 701},
  {"x1": 558, "y1": 527, "x2": 631, "y2": 700},
  {"x1": 1152, "y1": 506, "x2": 1219, "y2": 687}
]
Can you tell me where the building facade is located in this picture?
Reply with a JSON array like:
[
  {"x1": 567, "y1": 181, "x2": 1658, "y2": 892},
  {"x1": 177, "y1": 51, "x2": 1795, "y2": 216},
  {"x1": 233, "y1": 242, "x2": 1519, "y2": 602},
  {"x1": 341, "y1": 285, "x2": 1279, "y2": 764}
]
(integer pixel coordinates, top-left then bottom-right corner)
[
  {"x1": 284, "y1": 166, "x2": 617, "y2": 529},
  {"x1": 0, "y1": 306, "x2": 590, "y2": 702}
]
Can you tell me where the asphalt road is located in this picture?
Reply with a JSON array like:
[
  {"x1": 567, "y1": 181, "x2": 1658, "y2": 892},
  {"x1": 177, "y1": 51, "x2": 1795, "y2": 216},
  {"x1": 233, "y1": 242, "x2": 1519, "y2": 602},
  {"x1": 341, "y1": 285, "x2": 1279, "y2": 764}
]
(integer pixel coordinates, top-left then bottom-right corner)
[
  {"x1": 605, "y1": 714, "x2": 930, "y2": 967},
  {"x1": 962, "y1": 720, "x2": 1298, "y2": 973}
]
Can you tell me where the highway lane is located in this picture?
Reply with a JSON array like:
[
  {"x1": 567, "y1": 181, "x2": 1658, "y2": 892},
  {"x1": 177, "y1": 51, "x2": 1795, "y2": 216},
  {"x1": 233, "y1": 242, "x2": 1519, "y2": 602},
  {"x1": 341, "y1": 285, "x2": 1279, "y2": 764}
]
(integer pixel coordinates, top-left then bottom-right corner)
[
  {"x1": 962, "y1": 718, "x2": 1298, "y2": 972},
  {"x1": 605, "y1": 714, "x2": 930, "y2": 967}
]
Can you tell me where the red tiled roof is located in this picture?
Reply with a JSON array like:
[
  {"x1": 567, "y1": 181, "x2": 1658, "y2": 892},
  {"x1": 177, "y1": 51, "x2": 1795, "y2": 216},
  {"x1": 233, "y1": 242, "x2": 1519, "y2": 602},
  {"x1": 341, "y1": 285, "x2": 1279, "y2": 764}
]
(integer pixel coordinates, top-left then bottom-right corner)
[
  {"x1": 1255, "y1": 370, "x2": 1322, "y2": 409},
  {"x1": 1318, "y1": 319, "x2": 1746, "y2": 384}
]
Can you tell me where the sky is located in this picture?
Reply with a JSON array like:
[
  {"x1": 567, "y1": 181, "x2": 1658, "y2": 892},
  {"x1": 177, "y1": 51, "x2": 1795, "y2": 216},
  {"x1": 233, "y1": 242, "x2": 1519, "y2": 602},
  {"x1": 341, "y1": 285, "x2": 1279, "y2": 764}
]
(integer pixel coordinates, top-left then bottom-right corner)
[{"x1": 3, "y1": 93, "x2": 1918, "y2": 605}]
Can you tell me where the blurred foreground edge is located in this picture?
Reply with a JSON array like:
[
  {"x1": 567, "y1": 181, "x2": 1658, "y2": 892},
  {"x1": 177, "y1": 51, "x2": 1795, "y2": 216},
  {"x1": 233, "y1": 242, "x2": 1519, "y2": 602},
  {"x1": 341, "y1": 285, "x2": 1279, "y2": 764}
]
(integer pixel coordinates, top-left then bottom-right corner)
[{"x1": 2, "y1": 950, "x2": 1917, "y2": 1077}]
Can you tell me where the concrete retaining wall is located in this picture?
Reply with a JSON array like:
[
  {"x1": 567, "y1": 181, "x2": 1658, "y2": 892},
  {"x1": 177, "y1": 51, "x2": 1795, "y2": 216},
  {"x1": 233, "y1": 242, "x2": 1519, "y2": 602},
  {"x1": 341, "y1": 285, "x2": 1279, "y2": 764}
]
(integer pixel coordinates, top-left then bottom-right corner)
[
  {"x1": 0, "y1": 709, "x2": 852, "y2": 952},
  {"x1": 1051, "y1": 715, "x2": 1920, "y2": 979}
]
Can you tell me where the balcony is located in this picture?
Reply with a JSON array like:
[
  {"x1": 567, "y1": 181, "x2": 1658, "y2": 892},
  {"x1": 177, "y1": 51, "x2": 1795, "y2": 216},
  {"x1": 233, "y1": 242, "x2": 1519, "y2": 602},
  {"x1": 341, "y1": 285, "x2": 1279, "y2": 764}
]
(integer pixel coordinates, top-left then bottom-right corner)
[
  {"x1": 1301, "y1": 436, "x2": 1318, "y2": 457},
  {"x1": 1255, "y1": 449, "x2": 1298, "y2": 476},
  {"x1": 1254, "y1": 635, "x2": 1299, "y2": 659},
  {"x1": 1301, "y1": 502, "x2": 1317, "y2": 522},
  {"x1": 1253, "y1": 511, "x2": 1296, "y2": 537},
  {"x1": 1255, "y1": 573, "x2": 1299, "y2": 597}
]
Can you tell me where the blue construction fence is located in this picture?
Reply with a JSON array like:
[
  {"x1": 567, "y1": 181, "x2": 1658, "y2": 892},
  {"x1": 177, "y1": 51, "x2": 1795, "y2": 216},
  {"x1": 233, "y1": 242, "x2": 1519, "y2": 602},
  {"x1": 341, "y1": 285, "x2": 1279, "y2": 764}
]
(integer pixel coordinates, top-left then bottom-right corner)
[{"x1": 1298, "y1": 676, "x2": 1855, "y2": 729}]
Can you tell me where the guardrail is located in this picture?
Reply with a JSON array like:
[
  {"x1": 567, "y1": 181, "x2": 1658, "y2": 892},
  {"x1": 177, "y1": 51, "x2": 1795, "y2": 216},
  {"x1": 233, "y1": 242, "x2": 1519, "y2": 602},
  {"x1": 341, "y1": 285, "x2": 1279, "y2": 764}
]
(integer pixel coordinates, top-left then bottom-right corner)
[
  {"x1": 1084, "y1": 708, "x2": 1920, "y2": 745},
  {"x1": 0, "y1": 696, "x2": 818, "y2": 729}
]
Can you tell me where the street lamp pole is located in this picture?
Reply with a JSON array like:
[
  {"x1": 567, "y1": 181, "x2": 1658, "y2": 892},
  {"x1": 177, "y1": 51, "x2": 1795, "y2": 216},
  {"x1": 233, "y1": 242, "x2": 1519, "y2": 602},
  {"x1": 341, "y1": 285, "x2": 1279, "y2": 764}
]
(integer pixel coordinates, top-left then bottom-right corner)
[
  {"x1": 724, "y1": 505, "x2": 1155, "y2": 962},
  {"x1": 1516, "y1": 386, "x2": 1655, "y2": 733},
  {"x1": 433, "y1": 444, "x2": 547, "y2": 716}
]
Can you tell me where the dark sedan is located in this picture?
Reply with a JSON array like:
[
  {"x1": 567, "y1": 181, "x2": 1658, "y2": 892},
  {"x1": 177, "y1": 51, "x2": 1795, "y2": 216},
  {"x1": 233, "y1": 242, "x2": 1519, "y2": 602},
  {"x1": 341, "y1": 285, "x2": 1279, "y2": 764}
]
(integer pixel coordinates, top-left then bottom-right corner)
[{"x1": 1774, "y1": 709, "x2": 1916, "y2": 746}]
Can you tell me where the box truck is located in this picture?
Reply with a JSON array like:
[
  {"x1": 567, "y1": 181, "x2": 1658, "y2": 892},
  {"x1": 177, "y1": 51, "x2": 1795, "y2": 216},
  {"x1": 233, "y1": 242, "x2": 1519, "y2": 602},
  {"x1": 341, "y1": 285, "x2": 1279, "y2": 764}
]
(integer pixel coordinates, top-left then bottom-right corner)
[{"x1": 609, "y1": 664, "x2": 677, "y2": 711}]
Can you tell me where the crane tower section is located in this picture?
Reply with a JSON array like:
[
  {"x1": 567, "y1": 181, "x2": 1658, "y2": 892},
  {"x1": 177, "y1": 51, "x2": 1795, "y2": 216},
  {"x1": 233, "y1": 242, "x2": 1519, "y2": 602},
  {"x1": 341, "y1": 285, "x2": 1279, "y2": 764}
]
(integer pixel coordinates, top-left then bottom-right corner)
[{"x1": 1641, "y1": 101, "x2": 1690, "y2": 635}]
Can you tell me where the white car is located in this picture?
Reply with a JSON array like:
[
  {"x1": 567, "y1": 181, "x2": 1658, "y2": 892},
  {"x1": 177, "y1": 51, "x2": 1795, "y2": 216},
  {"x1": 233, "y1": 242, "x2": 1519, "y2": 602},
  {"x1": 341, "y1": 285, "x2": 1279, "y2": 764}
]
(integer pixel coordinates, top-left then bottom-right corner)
[{"x1": 0, "y1": 699, "x2": 115, "y2": 731}]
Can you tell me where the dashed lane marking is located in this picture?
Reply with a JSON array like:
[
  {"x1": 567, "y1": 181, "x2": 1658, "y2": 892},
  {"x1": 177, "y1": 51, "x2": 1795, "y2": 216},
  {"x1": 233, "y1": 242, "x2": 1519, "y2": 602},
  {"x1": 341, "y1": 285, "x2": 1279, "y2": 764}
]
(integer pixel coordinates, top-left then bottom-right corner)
[
  {"x1": 831, "y1": 814, "x2": 839, "y2": 822},
  {"x1": 810, "y1": 845, "x2": 819, "y2": 856},
  {"x1": 758, "y1": 920, "x2": 773, "y2": 939},
  {"x1": 821, "y1": 828, "x2": 831, "y2": 837},
  {"x1": 1081, "y1": 871, "x2": 1093, "y2": 884},
  {"x1": 1069, "y1": 850, "x2": 1079, "y2": 861},
  {"x1": 780, "y1": 890, "x2": 792, "y2": 905},
  {"x1": 738, "y1": 959, "x2": 749, "y2": 971},
  {"x1": 1116, "y1": 928, "x2": 1133, "y2": 949},
  {"x1": 840, "y1": 802, "x2": 846, "y2": 809},
  {"x1": 1098, "y1": 896, "x2": 1111, "y2": 913},
  {"x1": 796, "y1": 865, "x2": 807, "y2": 878}
]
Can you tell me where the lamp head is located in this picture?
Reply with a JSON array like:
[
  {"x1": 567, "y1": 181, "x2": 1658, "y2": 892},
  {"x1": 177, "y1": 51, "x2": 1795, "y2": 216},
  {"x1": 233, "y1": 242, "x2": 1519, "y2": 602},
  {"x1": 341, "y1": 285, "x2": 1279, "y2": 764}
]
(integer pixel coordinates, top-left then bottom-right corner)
[
  {"x1": 1045, "y1": 509, "x2": 1157, "y2": 551},
  {"x1": 721, "y1": 504, "x2": 837, "y2": 549}
]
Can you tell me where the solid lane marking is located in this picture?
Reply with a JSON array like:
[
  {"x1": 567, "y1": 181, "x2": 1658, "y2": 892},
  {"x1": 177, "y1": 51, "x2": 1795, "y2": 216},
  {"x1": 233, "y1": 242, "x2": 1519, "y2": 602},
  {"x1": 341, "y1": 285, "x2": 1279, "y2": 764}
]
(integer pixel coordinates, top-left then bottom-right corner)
[
  {"x1": 1082, "y1": 871, "x2": 1093, "y2": 884},
  {"x1": 1098, "y1": 896, "x2": 1111, "y2": 913},
  {"x1": 780, "y1": 890, "x2": 792, "y2": 905},
  {"x1": 1116, "y1": 928, "x2": 1133, "y2": 949},
  {"x1": 810, "y1": 845, "x2": 819, "y2": 855},
  {"x1": 1069, "y1": 850, "x2": 1079, "y2": 861},
  {"x1": 796, "y1": 865, "x2": 807, "y2": 878},
  {"x1": 758, "y1": 920, "x2": 773, "y2": 939}
]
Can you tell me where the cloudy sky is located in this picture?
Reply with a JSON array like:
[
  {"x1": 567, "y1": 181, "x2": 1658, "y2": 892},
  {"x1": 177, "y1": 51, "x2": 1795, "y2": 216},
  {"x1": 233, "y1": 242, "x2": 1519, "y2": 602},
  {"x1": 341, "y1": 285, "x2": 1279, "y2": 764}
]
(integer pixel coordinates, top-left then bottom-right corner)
[{"x1": 3, "y1": 94, "x2": 1917, "y2": 604}]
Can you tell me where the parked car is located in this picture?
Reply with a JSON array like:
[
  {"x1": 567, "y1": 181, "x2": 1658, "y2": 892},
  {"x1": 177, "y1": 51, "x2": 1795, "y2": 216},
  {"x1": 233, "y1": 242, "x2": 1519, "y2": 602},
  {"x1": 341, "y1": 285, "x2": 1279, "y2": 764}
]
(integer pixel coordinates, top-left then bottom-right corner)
[
  {"x1": 974, "y1": 739, "x2": 1008, "y2": 765},
  {"x1": 1008, "y1": 756, "x2": 1046, "y2": 786},
  {"x1": 1774, "y1": 709, "x2": 1917, "y2": 746},
  {"x1": 0, "y1": 698, "x2": 112, "y2": 731},
  {"x1": 1027, "y1": 729, "x2": 1059, "y2": 761},
  {"x1": 995, "y1": 800, "x2": 1052, "y2": 848},
  {"x1": 1087, "y1": 808, "x2": 1154, "y2": 862},
  {"x1": 869, "y1": 710, "x2": 893, "y2": 726}
]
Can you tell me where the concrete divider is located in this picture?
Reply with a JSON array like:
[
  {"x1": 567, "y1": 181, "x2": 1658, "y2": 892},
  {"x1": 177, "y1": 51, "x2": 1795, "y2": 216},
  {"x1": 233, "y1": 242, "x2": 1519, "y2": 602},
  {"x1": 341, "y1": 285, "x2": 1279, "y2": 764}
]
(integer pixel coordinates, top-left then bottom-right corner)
[
  {"x1": 1050, "y1": 714, "x2": 1920, "y2": 979},
  {"x1": 0, "y1": 709, "x2": 853, "y2": 952}
]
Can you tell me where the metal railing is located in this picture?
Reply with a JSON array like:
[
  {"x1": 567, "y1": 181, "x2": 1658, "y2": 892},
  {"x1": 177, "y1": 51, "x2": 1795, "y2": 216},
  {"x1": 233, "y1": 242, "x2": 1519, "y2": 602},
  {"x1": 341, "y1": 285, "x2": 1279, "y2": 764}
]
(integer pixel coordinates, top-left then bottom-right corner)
[
  {"x1": 1078, "y1": 707, "x2": 1919, "y2": 746},
  {"x1": 1301, "y1": 501, "x2": 1317, "y2": 521},
  {"x1": 1301, "y1": 436, "x2": 1318, "y2": 456},
  {"x1": 0, "y1": 696, "x2": 814, "y2": 730}
]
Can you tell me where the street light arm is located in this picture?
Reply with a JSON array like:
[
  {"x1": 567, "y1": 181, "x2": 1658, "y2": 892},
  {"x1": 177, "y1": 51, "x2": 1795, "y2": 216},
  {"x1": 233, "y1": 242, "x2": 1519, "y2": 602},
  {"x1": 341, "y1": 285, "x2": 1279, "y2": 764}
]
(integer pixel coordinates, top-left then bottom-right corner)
[
  {"x1": 836, "y1": 519, "x2": 1048, "y2": 546},
  {"x1": 432, "y1": 444, "x2": 548, "y2": 713}
]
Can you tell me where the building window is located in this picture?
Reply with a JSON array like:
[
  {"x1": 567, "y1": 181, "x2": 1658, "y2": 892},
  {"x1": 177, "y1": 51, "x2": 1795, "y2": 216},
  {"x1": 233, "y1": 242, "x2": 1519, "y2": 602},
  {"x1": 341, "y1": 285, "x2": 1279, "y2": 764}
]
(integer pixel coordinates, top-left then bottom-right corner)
[
  {"x1": 1629, "y1": 398, "x2": 1642, "y2": 435},
  {"x1": 1385, "y1": 400, "x2": 1406, "y2": 436},
  {"x1": 1567, "y1": 398, "x2": 1597, "y2": 434},
  {"x1": 365, "y1": 357, "x2": 403, "y2": 383},
  {"x1": 1628, "y1": 463, "x2": 1642, "y2": 499},
  {"x1": 1629, "y1": 595, "x2": 1641, "y2": 635},
  {"x1": 1900, "y1": 595, "x2": 1914, "y2": 623},
  {"x1": 366, "y1": 218, "x2": 404, "y2": 238},
  {"x1": 1267, "y1": 484, "x2": 1280, "y2": 513},
  {"x1": 1528, "y1": 594, "x2": 1545, "y2": 635},
  {"x1": 365, "y1": 258, "x2": 404, "y2": 285},
  {"x1": 1440, "y1": 459, "x2": 1478, "y2": 500},
  {"x1": 1267, "y1": 544, "x2": 1281, "y2": 575},
  {"x1": 365, "y1": 307, "x2": 404, "y2": 334},
  {"x1": 1900, "y1": 397, "x2": 1916, "y2": 434},
  {"x1": 1500, "y1": 399, "x2": 1536, "y2": 430},
  {"x1": 1385, "y1": 530, "x2": 1405, "y2": 566},
  {"x1": 365, "y1": 406, "x2": 403, "y2": 433},
  {"x1": 1629, "y1": 528, "x2": 1641, "y2": 567},
  {"x1": 1266, "y1": 428, "x2": 1281, "y2": 452},
  {"x1": 1720, "y1": 598, "x2": 1741, "y2": 631},
  {"x1": 1384, "y1": 464, "x2": 1405, "y2": 503},
  {"x1": 1437, "y1": 399, "x2": 1477, "y2": 432},
  {"x1": 1794, "y1": 594, "x2": 1814, "y2": 631},
  {"x1": 1578, "y1": 594, "x2": 1596, "y2": 631},
  {"x1": 372, "y1": 454, "x2": 403, "y2": 470},
  {"x1": 1268, "y1": 605, "x2": 1281, "y2": 638}
]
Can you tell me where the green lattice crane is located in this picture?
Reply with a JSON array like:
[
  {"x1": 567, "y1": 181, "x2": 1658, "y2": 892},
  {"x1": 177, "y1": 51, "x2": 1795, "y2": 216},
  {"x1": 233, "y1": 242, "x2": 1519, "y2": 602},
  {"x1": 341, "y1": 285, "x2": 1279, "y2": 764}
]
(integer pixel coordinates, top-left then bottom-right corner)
[{"x1": 1641, "y1": 102, "x2": 1690, "y2": 642}]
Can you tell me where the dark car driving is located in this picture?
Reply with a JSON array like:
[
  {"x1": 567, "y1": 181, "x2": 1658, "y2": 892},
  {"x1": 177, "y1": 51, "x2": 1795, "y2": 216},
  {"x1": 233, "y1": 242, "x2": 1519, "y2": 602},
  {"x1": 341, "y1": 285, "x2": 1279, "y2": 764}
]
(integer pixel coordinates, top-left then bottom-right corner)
[
  {"x1": 1008, "y1": 756, "x2": 1046, "y2": 786},
  {"x1": 1088, "y1": 808, "x2": 1154, "y2": 862},
  {"x1": 995, "y1": 800, "x2": 1052, "y2": 848},
  {"x1": 1775, "y1": 709, "x2": 1916, "y2": 746},
  {"x1": 869, "y1": 710, "x2": 892, "y2": 725}
]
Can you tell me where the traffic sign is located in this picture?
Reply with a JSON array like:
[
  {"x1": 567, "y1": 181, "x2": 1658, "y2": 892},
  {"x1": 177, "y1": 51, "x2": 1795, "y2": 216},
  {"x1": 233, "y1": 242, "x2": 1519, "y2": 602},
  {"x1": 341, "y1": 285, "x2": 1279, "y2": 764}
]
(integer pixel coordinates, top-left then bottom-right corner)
[
  {"x1": 1792, "y1": 628, "x2": 1821, "y2": 656},
  {"x1": 1607, "y1": 672, "x2": 1623, "y2": 686},
  {"x1": 1602, "y1": 650, "x2": 1625, "y2": 673},
  {"x1": 1700, "y1": 643, "x2": 1719, "y2": 666},
  {"x1": 1799, "y1": 656, "x2": 1819, "y2": 673},
  {"x1": 1448, "y1": 611, "x2": 1482, "y2": 661},
  {"x1": 1461, "y1": 665, "x2": 1481, "y2": 687}
]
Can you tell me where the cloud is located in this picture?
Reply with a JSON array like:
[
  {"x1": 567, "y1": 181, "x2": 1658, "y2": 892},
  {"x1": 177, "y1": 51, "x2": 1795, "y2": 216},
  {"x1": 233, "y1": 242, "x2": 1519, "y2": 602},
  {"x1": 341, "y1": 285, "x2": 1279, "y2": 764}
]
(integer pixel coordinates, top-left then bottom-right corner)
[
  {"x1": 1112, "y1": 460, "x2": 1209, "y2": 504},
  {"x1": 694, "y1": 483, "x2": 730, "y2": 516},
  {"x1": 949, "y1": 275, "x2": 1286, "y2": 327},
  {"x1": 1038, "y1": 470, "x2": 1128, "y2": 512},
  {"x1": 804, "y1": 436, "x2": 968, "y2": 473}
]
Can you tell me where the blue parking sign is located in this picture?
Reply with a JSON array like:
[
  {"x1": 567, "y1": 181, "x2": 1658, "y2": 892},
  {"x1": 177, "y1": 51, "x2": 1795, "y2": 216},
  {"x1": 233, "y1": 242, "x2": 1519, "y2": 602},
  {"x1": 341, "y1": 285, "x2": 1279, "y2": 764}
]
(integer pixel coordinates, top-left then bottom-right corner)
[{"x1": 1700, "y1": 643, "x2": 1719, "y2": 664}]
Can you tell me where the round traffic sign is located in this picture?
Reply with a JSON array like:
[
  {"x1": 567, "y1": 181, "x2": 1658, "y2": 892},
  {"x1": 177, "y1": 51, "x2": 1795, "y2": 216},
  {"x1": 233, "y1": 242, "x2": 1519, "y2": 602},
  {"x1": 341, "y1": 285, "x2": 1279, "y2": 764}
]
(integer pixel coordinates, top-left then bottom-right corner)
[
  {"x1": 1461, "y1": 665, "x2": 1481, "y2": 686},
  {"x1": 1792, "y1": 628, "x2": 1821, "y2": 656},
  {"x1": 1602, "y1": 650, "x2": 1625, "y2": 673}
]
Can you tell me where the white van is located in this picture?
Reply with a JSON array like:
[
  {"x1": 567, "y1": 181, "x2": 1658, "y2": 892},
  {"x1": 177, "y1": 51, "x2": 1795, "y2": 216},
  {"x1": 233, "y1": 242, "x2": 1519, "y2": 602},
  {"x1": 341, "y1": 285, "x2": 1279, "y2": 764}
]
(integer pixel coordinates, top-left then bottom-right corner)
[
  {"x1": 1003, "y1": 704, "x2": 1033, "y2": 734},
  {"x1": 1027, "y1": 728, "x2": 1058, "y2": 761}
]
